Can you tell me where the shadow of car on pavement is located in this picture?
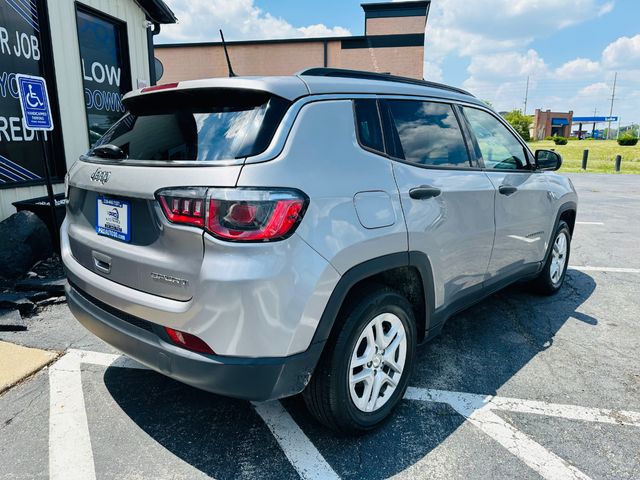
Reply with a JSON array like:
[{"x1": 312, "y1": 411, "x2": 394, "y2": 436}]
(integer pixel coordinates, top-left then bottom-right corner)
[{"x1": 104, "y1": 269, "x2": 596, "y2": 479}]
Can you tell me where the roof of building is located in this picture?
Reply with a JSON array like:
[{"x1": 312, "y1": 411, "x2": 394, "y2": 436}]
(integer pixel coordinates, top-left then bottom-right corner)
[
  {"x1": 155, "y1": 33, "x2": 424, "y2": 49},
  {"x1": 135, "y1": 0, "x2": 177, "y2": 24},
  {"x1": 361, "y1": 1, "x2": 430, "y2": 18}
]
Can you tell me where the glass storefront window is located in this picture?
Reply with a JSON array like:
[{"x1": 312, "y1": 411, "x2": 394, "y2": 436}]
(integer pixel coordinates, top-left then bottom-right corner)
[{"x1": 75, "y1": 5, "x2": 131, "y2": 147}]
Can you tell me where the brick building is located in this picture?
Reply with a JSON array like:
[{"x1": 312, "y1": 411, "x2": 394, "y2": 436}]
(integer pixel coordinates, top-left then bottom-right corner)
[
  {"x1": 154, "y1": 1, "x2": 430, "y2": 82},
  {"x1": 532, "y1": 109, "x2": 574, "y2": 140}
]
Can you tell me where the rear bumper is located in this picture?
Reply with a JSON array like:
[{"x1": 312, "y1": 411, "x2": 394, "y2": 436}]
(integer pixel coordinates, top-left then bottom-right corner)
[{"x1": 66, "y1": 281, "x2": 324, "y2": 401}]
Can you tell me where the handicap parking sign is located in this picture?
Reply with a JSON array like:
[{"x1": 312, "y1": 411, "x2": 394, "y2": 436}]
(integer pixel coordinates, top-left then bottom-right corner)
[{"x1": 16, "y1": 74, "x2": 54, "y2": 131}]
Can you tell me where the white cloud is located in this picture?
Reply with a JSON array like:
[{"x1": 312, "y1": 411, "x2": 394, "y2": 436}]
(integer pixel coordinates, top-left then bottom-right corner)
[
  {"x1": 424, "y1": 0, "x2": 614, "y2": 63},
  {"x1": 467, "y1": 49, "x2": 548, "y2": 80},
  {"x1": 576, "y1": 82, "x2": 611, "y2": 97},
  {"x1": 602, "y1": 34, "x2": 640, "y2": 68},
  {"x1": 157, "y1": 0, "x2": 350, "y2": 43},
  {"x1": 423, "y1": 60, "x2": 443, "y2": 82},
  {"x1": 555, "y1": 58, "x2": 601, "y2": 79}
]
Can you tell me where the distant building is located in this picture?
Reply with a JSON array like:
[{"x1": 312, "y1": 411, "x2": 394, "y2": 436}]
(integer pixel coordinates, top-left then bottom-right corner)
[
  {"x1": 532, "y1": 109, "x2": 573, "y2": 140},
  {"x1": 155, "y1": 1, "x2": 430, "y2": 82}
]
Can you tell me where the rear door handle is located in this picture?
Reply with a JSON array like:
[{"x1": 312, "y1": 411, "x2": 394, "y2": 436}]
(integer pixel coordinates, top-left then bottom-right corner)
[
  {"x1": 498, "y1": 185, "x2": 518, "y2": 196},
  {"x1": 92, "y1": 251, "x2": 112, "y2": 274},
  {"x1": 409, "y1": 185, "x2": 441, "y2": 200}
]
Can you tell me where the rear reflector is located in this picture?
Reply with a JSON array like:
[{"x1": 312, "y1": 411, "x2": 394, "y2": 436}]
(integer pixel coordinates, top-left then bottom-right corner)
[
  {"x1": 165, "y1": 327, "x2": 215, "y2": 354},
  {"x1": 156, "y1": 187, "x2": 308, "y2": 242}
]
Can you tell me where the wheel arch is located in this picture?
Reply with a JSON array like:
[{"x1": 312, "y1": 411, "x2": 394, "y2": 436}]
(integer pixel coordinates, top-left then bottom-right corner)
[
  {"x1": 541, "y1": 201, "x2": 577, "y2": 268},
  {"x1": 311, "y1": 252, "x2": 435, "y2": 348}
]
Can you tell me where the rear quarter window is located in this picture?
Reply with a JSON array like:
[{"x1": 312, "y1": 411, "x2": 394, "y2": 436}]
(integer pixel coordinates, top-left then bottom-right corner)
[{"x1": 353, "y1": 99, "x2": 385, "y2": 154}]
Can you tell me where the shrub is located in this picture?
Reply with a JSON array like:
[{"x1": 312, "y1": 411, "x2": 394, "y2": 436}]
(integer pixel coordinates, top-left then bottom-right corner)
[
  {"x1": 567, "y1": 136, "x2": 579, "y2": 141},
  {"x1": 553, "y1": 136, "x2": 568, "y2": 145},
  {"x1": 617, "y1": 133, "x2": 639, "y2": 146},
  {"x1": 544, "y1": 135, "x2": 555, "y2": 141},
  {"x1": 503, "y1": 110, "x2": 532, "y2": 141}
]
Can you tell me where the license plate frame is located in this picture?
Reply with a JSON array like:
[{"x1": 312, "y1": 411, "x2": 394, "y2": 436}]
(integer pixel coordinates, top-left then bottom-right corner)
[{"x1": 96, "y1": 197, "x2": 131, "y2": 243}]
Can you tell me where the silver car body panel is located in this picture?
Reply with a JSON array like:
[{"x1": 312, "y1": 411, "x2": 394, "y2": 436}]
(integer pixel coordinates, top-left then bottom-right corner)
[
  {"x1": 63, "y1": 74, "x2": 578, "y2": 368},
  {"x1": 237, "y1": 99, "x2": 408, "y2": 274}
]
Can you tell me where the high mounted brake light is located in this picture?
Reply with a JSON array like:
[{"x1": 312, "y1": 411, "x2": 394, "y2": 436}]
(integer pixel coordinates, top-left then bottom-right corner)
[
  {"x1": 156, "y1": 188, "x2": 308, "y2": 242},
  {"x1": 141, "y1": 82, "x2": 179, "y2": 93}
]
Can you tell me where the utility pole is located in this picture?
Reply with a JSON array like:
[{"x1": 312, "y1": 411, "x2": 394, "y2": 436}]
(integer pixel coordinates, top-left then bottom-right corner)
[
  {"x1": 523, "y1": 76, "x2": 530, "y2": 115},
  {"x1": 607, "y1": 72, "x2": 617, "y2": 140}
]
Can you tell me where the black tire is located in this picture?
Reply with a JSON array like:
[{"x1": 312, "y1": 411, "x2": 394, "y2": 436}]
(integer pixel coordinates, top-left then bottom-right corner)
[
  {"x1": 532, "y1": 220, "x2": 571, "y2": 295},
  {"x1": 303, "y1": 287, "x2": 416, "y2": 434}
]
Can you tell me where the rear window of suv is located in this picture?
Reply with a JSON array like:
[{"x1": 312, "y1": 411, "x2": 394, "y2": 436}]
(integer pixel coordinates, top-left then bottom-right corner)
[{"x1": 94, "y1": 89, "x2": 290, "y2": 162}]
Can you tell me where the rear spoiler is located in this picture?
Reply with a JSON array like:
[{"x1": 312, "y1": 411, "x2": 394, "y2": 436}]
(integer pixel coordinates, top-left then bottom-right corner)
[{"x1": 123, "y1": 76, "x2": 309, "y2": 103}]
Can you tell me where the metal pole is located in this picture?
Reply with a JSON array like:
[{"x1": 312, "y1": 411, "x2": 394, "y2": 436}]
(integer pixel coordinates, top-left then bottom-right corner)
[
  {"x1": 39, "y1": 131, "x2": 59, "y2": 252},
  {"x1": 615, "y1": 154, "x2": 621, "y2": 172},
  {"x1": 582, "y1": 150, "x2": 588, "y2": 170},
  {"x1": 607, "y1": 72, "x2": 617, "y2": 140},
  {"x1": 523, "y1": 76, "x2": 529, "y2": 115}
]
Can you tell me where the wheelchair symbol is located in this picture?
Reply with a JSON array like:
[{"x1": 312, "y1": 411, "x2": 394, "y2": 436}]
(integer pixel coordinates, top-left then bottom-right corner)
[{"x1": 25, "y1": 84, "x2": 44, "y2": 109}]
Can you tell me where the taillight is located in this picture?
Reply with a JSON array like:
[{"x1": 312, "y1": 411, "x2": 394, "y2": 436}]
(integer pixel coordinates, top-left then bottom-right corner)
[
  {"x1": 165, "y1": 327, "x2": 215, "y2": 354},
  {"x1": 156, "y1": 187, "x2": 307, "y2": 242},
  {"x1": 158, "y1": 187, "x2": 207, "y2": 227}
]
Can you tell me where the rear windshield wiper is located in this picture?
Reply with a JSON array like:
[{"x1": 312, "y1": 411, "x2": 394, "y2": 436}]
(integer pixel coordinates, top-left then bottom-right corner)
[{"x1": 91, "y1": 144, "x2": 126, "y2": 160}]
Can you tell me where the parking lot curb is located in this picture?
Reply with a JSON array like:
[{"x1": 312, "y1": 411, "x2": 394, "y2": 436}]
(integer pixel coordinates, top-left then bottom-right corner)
[{"x1": 0, "y1": 341, "x2": 58, "y2": 393}]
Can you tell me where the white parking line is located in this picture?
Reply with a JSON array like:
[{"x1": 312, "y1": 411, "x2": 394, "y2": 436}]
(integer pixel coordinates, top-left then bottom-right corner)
[
  {"x1": 405, "y1": 387, "x2": 640, "y2": 480},
  {"x1": 48, "y1": 350, "x2": 640, "y2": 480},
  {"x1": 575, "y1": 221, "x2": 604, "y2": 225},
  {"x1": 48, "y1": 350, "x2": 336, "y2": 480},
  {"x1": 569, "y1": 266, "x2": 640, "y2": 274},
  {"x1": 49, "y1": 353, "x2": 96, "y2": 480},
  {"x1": 253, "y1": 401, "x2": 339, "y2": 480}
]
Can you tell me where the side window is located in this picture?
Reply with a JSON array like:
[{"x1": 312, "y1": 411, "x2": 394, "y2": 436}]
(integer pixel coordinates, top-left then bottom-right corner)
[
  {"x1": 353, "y1": 99, "x2": 384, "y2": 153},
  {"x1": 462, "y1": 107, "x2": 529, "y2": 170},
  {"x1": 384, "y1": 100, "x2": 471, "y2": 168}
]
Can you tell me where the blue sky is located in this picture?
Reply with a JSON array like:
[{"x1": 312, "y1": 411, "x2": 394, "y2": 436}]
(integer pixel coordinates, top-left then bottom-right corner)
[{"x1": 157, "y1": 0, "x2": 640, "y2": 124}]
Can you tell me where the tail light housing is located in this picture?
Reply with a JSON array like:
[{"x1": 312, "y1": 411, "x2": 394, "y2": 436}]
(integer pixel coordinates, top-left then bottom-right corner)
[{"x1": 156, "y1": 187, "x2": 308, "y2": 242}]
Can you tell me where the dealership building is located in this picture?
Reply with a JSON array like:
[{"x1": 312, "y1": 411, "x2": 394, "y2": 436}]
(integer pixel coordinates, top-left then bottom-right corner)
[
  {"x1": 0, "y1": 0, "x2": 429, "y2": 222},
  {"x1": 155, "y1": 1, "x2": 429, "y2": 83},
  {"x1": 0, "y1": 0, "x2": 176, "y2": 221}
]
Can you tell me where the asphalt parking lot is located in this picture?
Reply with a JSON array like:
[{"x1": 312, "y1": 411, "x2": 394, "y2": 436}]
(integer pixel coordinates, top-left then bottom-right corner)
[{"x1": 1, "y1": 173, "x2": 639, "y2": 480}]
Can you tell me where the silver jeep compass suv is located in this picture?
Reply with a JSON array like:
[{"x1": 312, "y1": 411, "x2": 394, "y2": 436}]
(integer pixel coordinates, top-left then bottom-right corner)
[{"x1": 63, "y1": 68, "x2": 577, "y2": 432}]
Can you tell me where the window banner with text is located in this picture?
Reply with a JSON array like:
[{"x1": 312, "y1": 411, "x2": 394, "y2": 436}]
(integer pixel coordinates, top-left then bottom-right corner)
[{"x1": 0, "y1": 0, "x2": 62, "y2": 187}]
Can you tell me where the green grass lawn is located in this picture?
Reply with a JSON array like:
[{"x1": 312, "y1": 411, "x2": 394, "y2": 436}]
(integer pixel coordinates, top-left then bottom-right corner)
[{"x1": 527, "y1": 140, "x2": 640, "y2": 174}]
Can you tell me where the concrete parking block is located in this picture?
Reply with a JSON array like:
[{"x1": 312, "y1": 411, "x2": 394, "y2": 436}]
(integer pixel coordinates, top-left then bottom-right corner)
[{"x1": 0, "y1": 341, "x2": 57, "y2": 392}]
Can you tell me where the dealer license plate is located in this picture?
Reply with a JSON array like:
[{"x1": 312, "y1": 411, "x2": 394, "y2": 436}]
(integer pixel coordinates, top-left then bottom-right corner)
[{"x1": 96, "y1": 197, "x2": 131, "y2": 242}]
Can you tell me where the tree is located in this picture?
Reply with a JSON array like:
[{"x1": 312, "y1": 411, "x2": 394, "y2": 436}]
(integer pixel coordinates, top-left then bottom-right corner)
[{"x1": 504, "y1": 109, "x2": 532, "y2": 141}]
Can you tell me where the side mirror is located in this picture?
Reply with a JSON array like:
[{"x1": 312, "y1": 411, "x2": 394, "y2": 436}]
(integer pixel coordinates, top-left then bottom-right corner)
[{"x1": 535, "y1": 149, "x2": 562, "y2": 171}]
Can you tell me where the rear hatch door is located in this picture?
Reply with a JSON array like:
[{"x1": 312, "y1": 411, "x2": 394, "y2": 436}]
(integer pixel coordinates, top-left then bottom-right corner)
[{"x1": 66, "y1": 84, "x2": 294, "y2": 300}]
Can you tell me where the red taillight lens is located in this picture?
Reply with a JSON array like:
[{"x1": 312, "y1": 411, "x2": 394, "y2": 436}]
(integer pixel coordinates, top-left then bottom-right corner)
[
  {"x1": 165, "y1": 327, "x2": 215, "y2": 354},
  {"x1": 156, "y1": 187, "x2": 307, "y2": 242},
  {"x1": 158, "y1": 188, "x2": 207, "y2": 227}
]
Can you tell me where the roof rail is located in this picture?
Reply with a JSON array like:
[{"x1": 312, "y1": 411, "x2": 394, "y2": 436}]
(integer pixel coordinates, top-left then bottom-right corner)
[{"x1": 298, "y1": 67, "x2": 474, "y2": 97}]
